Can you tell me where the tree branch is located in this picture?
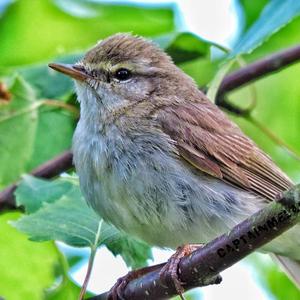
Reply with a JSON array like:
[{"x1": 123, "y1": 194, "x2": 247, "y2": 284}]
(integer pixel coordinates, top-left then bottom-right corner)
[
  {"x1": 218, "y1": 44, "x2": 300, "y2": 96},
  {"x1": 0, "y1": 151, "x2": 73, "y2": 209},
  {"x1": 1, "y1": 44, "x2": 300, "y2": 209},
  {"x1": 216, "y1": 44, "x2": 300, "y2": 113},
  {"x1": 88, "y1": 185, "x2": 300, "y2": 300}
]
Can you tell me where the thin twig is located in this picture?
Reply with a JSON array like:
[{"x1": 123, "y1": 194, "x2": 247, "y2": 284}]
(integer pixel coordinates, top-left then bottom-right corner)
[
  {"x1": 42, "y1": 99, "x2": 80, "y2": 117},
  {"x1": 0, "y1": 102, "x2": 42, "y2": 123},
  {"x1": 247, "y1": 115, "x2": 300, "y2": 162},
  {"x1": 235, "y1": 56, "x2": 258, "y2": 112},
  {"x1": 0, "y1": 99, "x2": 78, "y2": 124},
  {"x1": 79, "y1": 220, "x2": 103, "y2": 300},
  {"x1": 88, "y1": 185, "x2": 300, "y2": 300}
]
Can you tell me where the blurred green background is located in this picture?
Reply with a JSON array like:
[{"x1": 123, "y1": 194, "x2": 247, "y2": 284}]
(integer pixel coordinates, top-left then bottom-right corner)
[{"x1": 1, "y1": 0, "x2": 300, "y2": 299}]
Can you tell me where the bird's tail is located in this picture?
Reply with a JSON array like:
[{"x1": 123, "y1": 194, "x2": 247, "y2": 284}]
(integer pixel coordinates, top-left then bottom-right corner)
[{"x1": 272, "y1": 254, "x2": 300, "y2": 289}]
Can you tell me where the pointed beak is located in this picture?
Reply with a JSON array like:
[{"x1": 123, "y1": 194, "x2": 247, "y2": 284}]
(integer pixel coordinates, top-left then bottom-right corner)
[{"x1": 48, "y1": 63, "x2": 89, "y2": 81}]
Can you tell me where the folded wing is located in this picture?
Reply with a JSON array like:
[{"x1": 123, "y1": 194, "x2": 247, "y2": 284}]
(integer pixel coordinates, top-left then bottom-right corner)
[{"x1": 158, "y1": 99, "x2": 292, "y2": 200}]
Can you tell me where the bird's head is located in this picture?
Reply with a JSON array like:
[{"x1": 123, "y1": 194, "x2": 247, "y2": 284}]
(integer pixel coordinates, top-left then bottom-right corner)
[{"x1": 49, "y1": 33, "x2": 193, "y2": 115}]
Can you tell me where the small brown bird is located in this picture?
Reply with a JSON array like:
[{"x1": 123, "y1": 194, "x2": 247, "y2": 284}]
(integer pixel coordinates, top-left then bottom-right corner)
[{"x1": 49, "y1": 33, "x2": 300, "y2": 298}]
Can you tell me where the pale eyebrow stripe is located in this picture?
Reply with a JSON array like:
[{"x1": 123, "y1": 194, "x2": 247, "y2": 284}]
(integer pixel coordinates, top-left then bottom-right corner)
[{"x1": 84, "y1": 61, "x2": 162, "y2": 77}]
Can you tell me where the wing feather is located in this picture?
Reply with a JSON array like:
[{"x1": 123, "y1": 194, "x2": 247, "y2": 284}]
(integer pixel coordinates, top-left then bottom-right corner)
[{"x1": 158, "y1": 99, "x2": 292, "y2": 200}]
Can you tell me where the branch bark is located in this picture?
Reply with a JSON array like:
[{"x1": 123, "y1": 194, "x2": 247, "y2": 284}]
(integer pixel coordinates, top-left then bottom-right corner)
[
  {"x1": 89, "y1": 185, "x2": 300, "y2": 300},
  {"x1": 218, "y1": 44, "x2": 300, "y2": 96},
  {"x1": 216, "y1": 44, "x2": 300, "y2": 112},
  {"x1": 0, "y1": 151, "x2": 73, "y2": 209},
  {"x1": 1, "y1": 44, "x2": 300, "y2": 209}
]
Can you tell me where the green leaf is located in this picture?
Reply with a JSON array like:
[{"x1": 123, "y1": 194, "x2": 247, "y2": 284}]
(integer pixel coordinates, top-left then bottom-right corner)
[
  {"x1": 13, "y1": 176, "x2": 152, "y2": 268},
  {"x1": 238, "y1": 0, "x2": 269, "y2": 31},
  {"x1": 0, "y1": 76, "x2": 38, "y2": 188},
  {"x1": 45, "y1": 277, "x2": 94, "y2": 300},
  {"x1": 106, "y1": 235, "x2": 152, "y2": 269},
  {"x1": 246, "y1": 254, "x2": 300, "y2": 300},
  {"x1": 18, "y1": 54, "x2": 81, "y2": 99},
  {"x1": 66, "y1": 253, "x2": 86, "y2": 270},
  {"x1": 0, "y1": 75, "x2": 75, "y2": 188},
  {"x1": 26, "y1": 108, "x2": 75, "y2": 170},
  {"x1": 15, "y1": 175, "x2": 73, "y2": 213},
  {"x1": 231, "y1": 0, "x2": 300, "y2": 56},
  {"x1": 13, "y1": 183, "x2": 103, "y2": 247},
  {"x1": 206, "y1": 60, "x2": 234, "y2": 102},
  {"x1": 0, "y1": 212, "x2": 59, "y2": 300},
  {"x1": 0, "y1": 0, "x2": 175, "y2": 66},
  {"x1": 246, "y1": 16, "x2": 300, "y2": 62},
  {"x1": 155, "y1": 32, "x2": 213, "y2": 63},
  {"x1": 178, "y1": 57, "x2": 219, "y2": 88}
]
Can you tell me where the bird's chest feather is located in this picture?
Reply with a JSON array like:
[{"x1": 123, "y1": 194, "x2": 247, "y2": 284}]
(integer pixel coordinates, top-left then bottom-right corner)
[
  {"x1": 73, "y1": 119, "x2": 181, "y2": 238},
  {"x1": 73, "y1": 118, "x2": 261, "y2": 247}
]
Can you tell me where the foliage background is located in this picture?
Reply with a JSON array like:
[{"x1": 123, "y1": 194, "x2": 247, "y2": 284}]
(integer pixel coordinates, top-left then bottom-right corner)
[{"x1": 0, "y1": 0, "x2": 300, "y2": 299}]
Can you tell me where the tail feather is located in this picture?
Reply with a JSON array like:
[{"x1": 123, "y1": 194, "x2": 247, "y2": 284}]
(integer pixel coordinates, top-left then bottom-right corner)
[{"x1": 272, "y1": 254, "x2": 300, "y2": 289}]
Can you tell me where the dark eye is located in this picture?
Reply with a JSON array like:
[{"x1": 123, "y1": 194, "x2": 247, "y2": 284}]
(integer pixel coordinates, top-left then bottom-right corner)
[{"x1": 114, "y1": 68, "x2": 132, "y2": 81}]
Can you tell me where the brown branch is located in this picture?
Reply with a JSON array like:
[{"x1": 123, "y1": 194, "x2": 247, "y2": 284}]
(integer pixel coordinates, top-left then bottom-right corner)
[
  {"x1": 218, "y1": 44, "x2": 300, "y2": 96},
  {"x1": 88, "y1": 185, "x2": 300, "y2": 300},
  {"x1": 0, "y1": 151, "x2": 73, "y2": 209},
  {"x1": 216, "y1": 44, "x2": 300, "y2": 114},
  {"x1": 1, "y1": 44, "x2": 300, "y2": 209}
]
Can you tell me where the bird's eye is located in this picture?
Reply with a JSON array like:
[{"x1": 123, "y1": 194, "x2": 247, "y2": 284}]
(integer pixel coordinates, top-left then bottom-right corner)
[{"x1": 114, "y1": 68, "x2": 132, "y2": 81}]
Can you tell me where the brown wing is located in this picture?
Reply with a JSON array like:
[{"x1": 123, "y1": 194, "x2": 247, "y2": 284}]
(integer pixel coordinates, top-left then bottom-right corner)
[{"x1": 158, "y1": 99, "x2": 293, "y2": 200}]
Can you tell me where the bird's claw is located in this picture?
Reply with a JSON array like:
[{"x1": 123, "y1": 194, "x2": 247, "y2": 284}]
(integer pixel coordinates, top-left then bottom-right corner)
[{"x1": 159, "y1": 244, "x2": 203, "y2": 300}]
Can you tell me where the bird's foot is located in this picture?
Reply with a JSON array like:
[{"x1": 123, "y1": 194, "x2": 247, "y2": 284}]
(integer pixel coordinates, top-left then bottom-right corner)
[
  {"x1": 107, "y1": 264, "x2": 162, "y2": 300},
  {"x1": 159, "y1": 244, "x2": 203, "y2": 300}
]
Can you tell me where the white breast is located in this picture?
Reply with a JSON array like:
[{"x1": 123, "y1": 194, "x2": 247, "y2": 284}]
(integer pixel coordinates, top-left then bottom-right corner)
[{"x1": 73, "y1": 116, "x2": 262, "y2": 248}]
